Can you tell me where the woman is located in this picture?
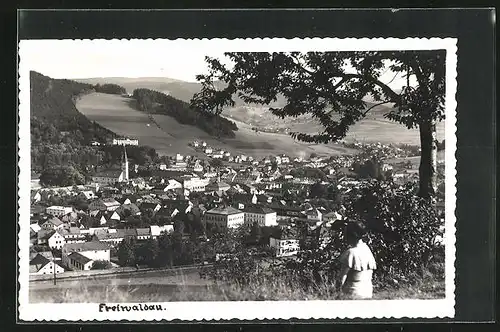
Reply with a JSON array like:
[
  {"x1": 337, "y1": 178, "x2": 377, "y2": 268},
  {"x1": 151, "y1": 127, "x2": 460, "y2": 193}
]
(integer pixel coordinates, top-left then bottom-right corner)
[{"x1": 338, "y1": 221, "x2": 377, "y2": 299}]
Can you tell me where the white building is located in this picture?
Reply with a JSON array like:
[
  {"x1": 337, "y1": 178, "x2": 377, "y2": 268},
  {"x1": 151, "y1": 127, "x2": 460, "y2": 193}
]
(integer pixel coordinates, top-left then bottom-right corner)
[
  {"x1": 62, "y1": 241, "x2": 111, "y2": 270},
  {"x1": 269, "y1": 237, "x2": 300, "y2": 257},
  {"x1": 89, "y1": 198, "x2": 121, "y2": 212},
  {"x1": 204, "y1": 206, "x2": 245, "y2": 228},
  {"x1": 29, "y1": 254, "x2": 65, "y2": 275},
  {"x1": 182, "y1": 176, "x2": 209, "y2": 192},
  {"x1": 47, "y1": 231, "x2": 66, "y2": 250},
  {"x1": 243, "y1": 205, "x2": 278, "y2": 227},
  {"x1": 46, "y1": 206, "x2": 73, "y2": 218},
  {"x1": 112, "y1": 138, "x2": 139, "y2": 146}
]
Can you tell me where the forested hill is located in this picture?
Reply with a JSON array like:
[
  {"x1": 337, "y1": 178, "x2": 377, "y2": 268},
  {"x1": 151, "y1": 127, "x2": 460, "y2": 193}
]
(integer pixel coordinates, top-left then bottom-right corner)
[
  {"x1": 30, "y1": 71, "x2": 116, "y2": 145},
  {"x1": 132, "y1": 88, "x2": 238, "y2": 138}
]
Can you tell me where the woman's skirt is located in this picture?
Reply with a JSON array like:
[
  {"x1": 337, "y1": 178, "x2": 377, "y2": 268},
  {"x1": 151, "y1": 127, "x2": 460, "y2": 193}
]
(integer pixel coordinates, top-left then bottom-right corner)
[{"x1": 342, "y1": 280, "x2": 373, "y2": 299}]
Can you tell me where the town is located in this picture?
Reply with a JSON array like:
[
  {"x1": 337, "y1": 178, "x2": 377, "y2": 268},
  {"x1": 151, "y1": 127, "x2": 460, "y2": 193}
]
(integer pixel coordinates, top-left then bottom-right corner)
[{"x1": 29, "y1": 136, "x2": 445, "y2": 277}]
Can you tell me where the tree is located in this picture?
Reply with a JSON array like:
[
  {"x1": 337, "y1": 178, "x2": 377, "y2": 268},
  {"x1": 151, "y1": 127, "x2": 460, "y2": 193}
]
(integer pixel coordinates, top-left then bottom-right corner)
[
  {"x1": 309, "y1": 181, "x2": 328, "y2": 199},
  {"x1": 191, "y1": 51, "x2": 445, "y2": 198},
  {"x1": 90, "y1": 260, "x2": 113, "y2": 270},
  {"x1": 39, "y1": 165, "x2": 86, "y2": 187},
  {"x1": 117, "y1": 238, "x2": 136, "y2": 267},
  {"x1": 209, "y1": 158, "x2": 224, "y2": 169}
]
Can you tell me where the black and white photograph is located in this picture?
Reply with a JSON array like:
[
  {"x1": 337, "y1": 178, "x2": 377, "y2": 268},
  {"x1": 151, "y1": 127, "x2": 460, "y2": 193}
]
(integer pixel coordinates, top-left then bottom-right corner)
[{"x1": 18, "y1": 37, "x2": 457, "y2": 321}]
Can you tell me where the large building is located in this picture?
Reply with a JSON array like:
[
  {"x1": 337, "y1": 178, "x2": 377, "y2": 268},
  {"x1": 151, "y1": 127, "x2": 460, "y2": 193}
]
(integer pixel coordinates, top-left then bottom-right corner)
[
  {"x1": 91, "y1": 146, "x2": 130, "y2": 185},
  {"x1": 181, "y1": 176, "x2": 209, "y2": 192},
  {"x1": 204, "y1": 206, "x2": 244, "y2": 229},
  {"x1": 112, "y1": 137, "x2": 139, "y2": 146},
  {"x1": 46, "y1": 206, "x2": 73, "y2": 218},
  {"x1": 242, "y1": 205, "x2": 278, "y2": 227}
]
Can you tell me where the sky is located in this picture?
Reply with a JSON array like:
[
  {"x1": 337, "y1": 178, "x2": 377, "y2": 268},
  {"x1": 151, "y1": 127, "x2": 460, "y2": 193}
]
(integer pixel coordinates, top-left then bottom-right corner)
[{"x1": 20, "y1": 39, "x2": 416, "y2": 89}]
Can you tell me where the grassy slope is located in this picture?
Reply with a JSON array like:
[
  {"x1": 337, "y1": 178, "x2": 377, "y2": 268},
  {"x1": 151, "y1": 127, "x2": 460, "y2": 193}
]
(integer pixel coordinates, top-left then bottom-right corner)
[
  {"x1": 74, "y1": 77, "x2": 445, "y2": 145},
  {"x1": 76, "y1": 93, "x2": 356, "y2": 157}
]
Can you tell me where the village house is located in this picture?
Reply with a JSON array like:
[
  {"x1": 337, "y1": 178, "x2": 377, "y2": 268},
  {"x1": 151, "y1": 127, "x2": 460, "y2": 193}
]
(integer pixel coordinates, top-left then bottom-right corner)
[
  {"x1": 41, "y1": 217, "x2": 65, "y2": 231},
  {"x1": 181, "y1": 176, "x2": 209, "y2": 192},
  {"x1": 29, "y1": 254, "x2": 65, "y2": 275},
  {"x1": 46, "y1": 206, "x2": 73, "y2": 218},
  {"x1": 91, "y1": 169, "x2": 125, "y2": 185},
  {"x1": 136, "y1": 228, "x2": 151, "y2": 240},
  {"x1": 204, "y1": 206, "x2": 245, "y2": 229},
  {"x1": 78, "y1": 190, "x2": 96, "y2": 200},
  {"x1": 58, "y1": 227, "x2": 87, "y2": 244},
  {"x1": 47, "y1": 230, "x2": 66, "y2": 249},
  {"x1": 89, "y1": 198, "x2": 121, "y2": 212},
  {"x1": 242, "y1": 205, "x2": 278, "y2": 227},
  {"x1": 269, "y1": 236, "x2": 300, "y2": 257},
  {"x1": 62, "y1": 241, "x2": 111, "y2": 270},
  {"x1": 150, "y1": 225, "x2": 174, "y2": 238},
  {"x1": 153, "y1": 179, "x2": 183, "y2": 194}
]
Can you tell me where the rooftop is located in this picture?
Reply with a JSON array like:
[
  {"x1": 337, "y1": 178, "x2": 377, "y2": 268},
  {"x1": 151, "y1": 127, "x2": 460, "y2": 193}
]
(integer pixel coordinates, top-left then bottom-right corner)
[
  {"x1": 242, "y1": 205, "x2": 276, "y2": 215},
  {"x1": 63, "y1": 241, "x2": 110, "y2": 252},
  {"x1": 68, "y1": 252, "x2": 93, "y2": 265},
  {"x1": 206, "y1": 206, "x2": 243, "y2": 216}
]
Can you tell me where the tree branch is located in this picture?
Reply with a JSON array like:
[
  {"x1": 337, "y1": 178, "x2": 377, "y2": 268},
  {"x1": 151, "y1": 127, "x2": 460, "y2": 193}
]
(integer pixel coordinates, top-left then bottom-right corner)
[{"x1": 363, "y1": 100, "x2": 392, "y2": 116}]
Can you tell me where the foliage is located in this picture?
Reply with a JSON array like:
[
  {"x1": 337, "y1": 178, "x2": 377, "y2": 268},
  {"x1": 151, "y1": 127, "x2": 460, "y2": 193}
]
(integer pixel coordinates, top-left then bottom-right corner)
[
  {"x1": 94, "y1": 83, "x2": 126, "y2": 95},
  {"x1": 100, "y1": 144, "x2": 158, "y2": 166},
  {"x1": 90, "y1": 260, "x2": 113, "y2": 270},
  {"x1": 39, "y1": 165, "x2": 86, "y2": 187},
  {"x1": 117, "y1": 237, "x2": 137, "y2": 267},
  {"x1": 309, "y1": 182, "x2": 328, "y2": 199},
  {"x1": 191, "y1": 51, "x2": 446, "y2": 198},
  {"x1": 132, "y1": 88, "x2": 238, "y2": 138},
  {"x1": 208, "y1": 158, "x2": 224, "y2": 169},
  {"x1": 352, "y1": 158, "x2": 386, "y2": 180},
  {"x1": 344, "y1": 181, "x2": 443, "y2": 283}
]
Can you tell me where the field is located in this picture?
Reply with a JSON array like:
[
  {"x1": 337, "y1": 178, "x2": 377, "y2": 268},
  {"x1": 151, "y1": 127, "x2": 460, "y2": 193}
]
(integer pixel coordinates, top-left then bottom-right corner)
[
  {"x1": 76, "y1": 93, "x2": 357, "y2": 157},
  {"x1": 29, "y1": 266, "x2": 444, "y2": 303}
]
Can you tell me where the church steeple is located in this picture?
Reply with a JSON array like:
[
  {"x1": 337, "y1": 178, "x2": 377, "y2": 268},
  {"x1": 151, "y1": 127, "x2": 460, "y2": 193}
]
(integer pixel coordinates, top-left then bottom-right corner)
[{"x1": 122, "y1": 145, "x2": 129, "y2": 182}]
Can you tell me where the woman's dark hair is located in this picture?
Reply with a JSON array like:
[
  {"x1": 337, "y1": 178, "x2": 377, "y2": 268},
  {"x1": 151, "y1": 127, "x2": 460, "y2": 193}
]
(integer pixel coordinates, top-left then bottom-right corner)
[{"x1": 344, "y1": 220, "x2": 367, "y2": 245}]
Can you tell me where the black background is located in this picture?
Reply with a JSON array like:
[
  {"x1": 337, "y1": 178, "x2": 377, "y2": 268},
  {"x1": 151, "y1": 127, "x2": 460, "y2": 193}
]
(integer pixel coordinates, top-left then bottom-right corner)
[{"x1": 2, "y1": 6, "x2": 497, "y2": 331}]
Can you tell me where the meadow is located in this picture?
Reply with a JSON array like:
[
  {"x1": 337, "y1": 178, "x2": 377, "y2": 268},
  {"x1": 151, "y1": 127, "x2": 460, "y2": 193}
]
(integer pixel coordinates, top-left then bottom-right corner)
[
  {"x1": 76, "y1": 93, "x2": 357, "y2": 158},
  {"x1": 29, "y1": 261, "x2": 444, "y2": 303}
]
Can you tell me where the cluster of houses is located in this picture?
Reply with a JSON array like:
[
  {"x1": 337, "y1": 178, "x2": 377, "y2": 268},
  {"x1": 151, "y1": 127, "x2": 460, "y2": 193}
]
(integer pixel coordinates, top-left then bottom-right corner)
[{"x1": 29, "y1": 143, "x2": 438, "y2": 275}]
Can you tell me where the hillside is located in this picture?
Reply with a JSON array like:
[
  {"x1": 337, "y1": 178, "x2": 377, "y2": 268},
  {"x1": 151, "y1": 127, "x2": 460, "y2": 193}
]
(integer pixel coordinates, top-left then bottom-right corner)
[
  {"x1": 73, "y1": 76, "x2": 445, "y2": 144},
  {"x1": 132, "y1": 88, "x2": 238, "y2": 138},
  {"x1": 76, "y1": 93, "x2": 355, "y2": 157},
  {"x1": 30, "y1": 71, "x2": 116, "y2": 145}
]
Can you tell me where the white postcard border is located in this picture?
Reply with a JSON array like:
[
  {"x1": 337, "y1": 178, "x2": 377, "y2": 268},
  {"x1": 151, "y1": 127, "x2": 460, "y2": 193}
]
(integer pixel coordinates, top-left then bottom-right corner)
[{"x1": 18, "y1": 37, "x2": 457, "y2": 321}]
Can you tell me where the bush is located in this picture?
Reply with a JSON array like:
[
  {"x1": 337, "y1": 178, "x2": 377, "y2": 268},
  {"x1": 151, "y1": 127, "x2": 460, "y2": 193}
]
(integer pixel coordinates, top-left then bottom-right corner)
[
  {"x1": 344, "y1": 181, "x2": 444, "y2": 285},
  {"x1": 90, "y1": 260, "x2": 113, "y2": 270}
]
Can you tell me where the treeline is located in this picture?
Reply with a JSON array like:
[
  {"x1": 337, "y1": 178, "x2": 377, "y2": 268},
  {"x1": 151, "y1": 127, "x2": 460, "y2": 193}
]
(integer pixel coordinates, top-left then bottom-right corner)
[
  {"x1": 94, "y1": 83, "x2": 126, "y2": 95},
  {"x1": 132, "y1": 88, "x2": 238, "y2": 138},
  {"x1": 30, "y1": 71, "x2": 117, "y2": 184}
]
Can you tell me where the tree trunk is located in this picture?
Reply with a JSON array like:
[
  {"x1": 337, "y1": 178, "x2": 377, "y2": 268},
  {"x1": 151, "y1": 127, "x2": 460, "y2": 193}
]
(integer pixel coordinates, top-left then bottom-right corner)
[{"x1": 418, "y1": 119, "x2": 438, "y2": 199}]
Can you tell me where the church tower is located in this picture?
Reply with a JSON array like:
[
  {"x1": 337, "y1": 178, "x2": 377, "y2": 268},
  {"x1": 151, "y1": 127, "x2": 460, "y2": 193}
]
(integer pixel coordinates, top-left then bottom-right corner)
[{"x1": 122, "y1": 145, "x2": 129, "y2": 182}]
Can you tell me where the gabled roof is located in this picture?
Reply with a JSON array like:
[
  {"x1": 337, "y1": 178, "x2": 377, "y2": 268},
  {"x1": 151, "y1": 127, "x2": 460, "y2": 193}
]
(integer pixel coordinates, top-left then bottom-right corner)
[
  {"x1": 101, "y1": 198, "x2": 121, "y2": 206},
  {"x1": 44, "y1": 217, "x2": 63, "y2": 226},
  {"x1": 68, "y1": 252, "x2": 93, "y2": 265},
  {"x1": 63, "y1": 241, "x2": 110, "y2": 252}
]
